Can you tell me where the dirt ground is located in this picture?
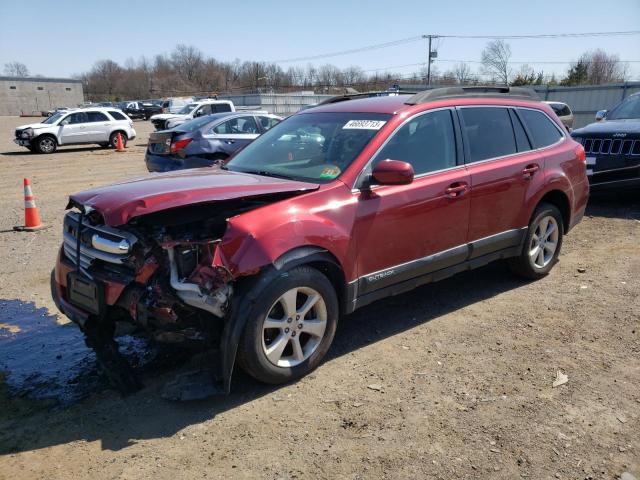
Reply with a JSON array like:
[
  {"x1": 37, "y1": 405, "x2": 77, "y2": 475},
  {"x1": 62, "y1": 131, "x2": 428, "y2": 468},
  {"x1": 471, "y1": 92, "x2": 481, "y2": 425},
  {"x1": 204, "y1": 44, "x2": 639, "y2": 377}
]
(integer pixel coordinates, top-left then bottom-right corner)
[{"x1": 0, "y1": 115, "x2": 638, "y2": 480}]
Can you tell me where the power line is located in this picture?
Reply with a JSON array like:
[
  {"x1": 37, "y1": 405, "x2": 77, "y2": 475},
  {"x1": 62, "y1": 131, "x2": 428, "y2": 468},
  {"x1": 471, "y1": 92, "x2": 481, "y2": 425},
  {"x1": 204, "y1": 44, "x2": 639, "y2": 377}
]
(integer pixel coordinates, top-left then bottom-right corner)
[
  {"x1": 270, "y1": 36, "x2": 423, "y2": 63},
  {"x1": 440, "y1": 31, "x2": 640, "y2": 39},
  {"x1": 269, "y1": 31, "x2": 640, "y2": 64}
]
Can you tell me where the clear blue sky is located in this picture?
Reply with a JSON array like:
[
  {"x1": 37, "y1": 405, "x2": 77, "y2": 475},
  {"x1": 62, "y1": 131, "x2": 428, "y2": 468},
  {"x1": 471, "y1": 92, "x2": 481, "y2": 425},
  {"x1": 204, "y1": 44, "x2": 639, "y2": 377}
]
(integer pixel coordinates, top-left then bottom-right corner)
[{"x1": 1, "y1": 0, "x2": 639, "y2": 80}]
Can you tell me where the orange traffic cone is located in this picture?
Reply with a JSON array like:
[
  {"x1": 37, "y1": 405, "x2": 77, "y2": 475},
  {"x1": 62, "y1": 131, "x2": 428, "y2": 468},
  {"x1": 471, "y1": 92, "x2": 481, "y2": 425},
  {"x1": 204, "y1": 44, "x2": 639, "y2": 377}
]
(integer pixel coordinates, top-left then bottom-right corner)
[
  {"x1": 14, "y1": 178, "x2": 47, "y2": 231},
  {"x1": 115, "y1": 132, "x2": 125, "y2": 152}
]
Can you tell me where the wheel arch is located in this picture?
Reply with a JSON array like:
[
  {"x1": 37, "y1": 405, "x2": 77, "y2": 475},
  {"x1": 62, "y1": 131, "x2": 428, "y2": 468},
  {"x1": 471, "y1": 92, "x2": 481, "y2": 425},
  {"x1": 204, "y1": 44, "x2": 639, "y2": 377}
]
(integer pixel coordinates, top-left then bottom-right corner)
[
  {"x1": 273, "y1": 246, "x2": 348, "y2": 315},
  {"x1": 536, "y1": 189, "x2": 571, "y2": 233}
]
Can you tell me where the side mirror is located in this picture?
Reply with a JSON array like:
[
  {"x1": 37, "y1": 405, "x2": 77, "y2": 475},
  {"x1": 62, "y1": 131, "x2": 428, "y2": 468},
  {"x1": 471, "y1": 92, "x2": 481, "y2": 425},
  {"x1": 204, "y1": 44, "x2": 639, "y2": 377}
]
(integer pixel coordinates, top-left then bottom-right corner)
[
  {"x1": 371, "y1": 159, "x2": 414, "y2": 185},
  {"x1": 595, "y1": 110, "x2": 607, "y2": 122},
  {"x1": 60, "y1": 118, "x2": 70, "y2": 126}
]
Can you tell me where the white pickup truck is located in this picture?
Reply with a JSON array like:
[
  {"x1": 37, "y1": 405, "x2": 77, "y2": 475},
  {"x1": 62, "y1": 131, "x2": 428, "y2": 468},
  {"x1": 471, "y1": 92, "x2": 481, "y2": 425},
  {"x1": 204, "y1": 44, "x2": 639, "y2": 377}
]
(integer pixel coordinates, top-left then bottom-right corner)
[{"x1": 150, "y1": 100, "x2": 235, "y2": 130}]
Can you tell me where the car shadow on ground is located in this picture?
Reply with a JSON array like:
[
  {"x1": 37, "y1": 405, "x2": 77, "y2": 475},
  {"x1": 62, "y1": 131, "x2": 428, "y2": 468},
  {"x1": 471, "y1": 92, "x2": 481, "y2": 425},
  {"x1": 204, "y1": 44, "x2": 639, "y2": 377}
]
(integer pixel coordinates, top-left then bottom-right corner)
[
  {"x1": 586, "y1": 191, "x2": 640, "y2": 220},
  {"x1": 0, "y1": 146, "x2": 121, "y2": 156},
  {"x1": 0, "y1": 261, "x2": 530, "y2": 453}
]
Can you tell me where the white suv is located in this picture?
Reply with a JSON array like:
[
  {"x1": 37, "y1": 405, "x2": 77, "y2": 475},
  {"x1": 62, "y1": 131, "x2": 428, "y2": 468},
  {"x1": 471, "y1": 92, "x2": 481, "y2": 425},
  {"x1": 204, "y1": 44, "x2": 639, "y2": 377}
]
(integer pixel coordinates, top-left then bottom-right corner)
[
  {"x1": 150, "y1": 100, "x2": 235, "y2": 130},
  {"x1": 14, "y1": 108, "x2": 137, "y2": 154}
]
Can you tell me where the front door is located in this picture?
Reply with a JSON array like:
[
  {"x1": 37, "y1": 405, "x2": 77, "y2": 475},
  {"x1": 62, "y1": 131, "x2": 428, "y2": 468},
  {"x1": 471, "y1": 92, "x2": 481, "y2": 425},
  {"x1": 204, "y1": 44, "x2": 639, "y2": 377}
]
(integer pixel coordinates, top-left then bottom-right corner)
[
  {"x1": 353, "y1": 108, "x2": 471, "y2": 295},
  {"x1": 59, "y1": 111, "x2": 90, "y2": 144}
]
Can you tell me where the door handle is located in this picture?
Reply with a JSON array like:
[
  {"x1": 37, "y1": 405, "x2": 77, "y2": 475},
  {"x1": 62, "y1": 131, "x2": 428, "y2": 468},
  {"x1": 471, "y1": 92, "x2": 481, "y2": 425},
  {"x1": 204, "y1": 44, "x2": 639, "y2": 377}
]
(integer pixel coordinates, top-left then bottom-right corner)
[
  {"x1": 225, "y1": 140, "x2": 235, "y2": 144},
  {"x1": 445, "y1": 182, "x2": 469, "y2": 198},
  {"x1": 522, "y1": 163, "x2": 540, "y2": 178}
]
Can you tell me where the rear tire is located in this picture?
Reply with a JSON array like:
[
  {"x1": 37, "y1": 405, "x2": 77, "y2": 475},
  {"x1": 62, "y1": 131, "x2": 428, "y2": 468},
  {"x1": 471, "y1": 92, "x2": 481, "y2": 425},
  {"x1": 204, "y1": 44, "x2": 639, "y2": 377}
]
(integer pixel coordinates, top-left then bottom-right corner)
[
  {"x1": 34, "y1": 135, "x2": 57, "y2": 154},
  {"x1": 237, "y1": 266, "x2": 339, "y2": 385},
  {"x1": 509, "y1": 202, "x2": 564, "y2": 279},
  {"x1": 109, "y1": 131, "x2": 127, "y2": 149}
]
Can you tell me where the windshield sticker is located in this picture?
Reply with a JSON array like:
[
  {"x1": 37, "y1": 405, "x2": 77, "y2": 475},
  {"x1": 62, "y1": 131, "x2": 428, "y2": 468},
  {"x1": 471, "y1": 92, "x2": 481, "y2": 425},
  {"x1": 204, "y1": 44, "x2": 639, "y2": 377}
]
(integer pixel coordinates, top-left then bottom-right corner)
[
  {"x1": 342, "y1": 120, "x2": 387, "y2": 130},
  {"x1": 320, "y1": 166, "x2": 341, "y2": 179}
]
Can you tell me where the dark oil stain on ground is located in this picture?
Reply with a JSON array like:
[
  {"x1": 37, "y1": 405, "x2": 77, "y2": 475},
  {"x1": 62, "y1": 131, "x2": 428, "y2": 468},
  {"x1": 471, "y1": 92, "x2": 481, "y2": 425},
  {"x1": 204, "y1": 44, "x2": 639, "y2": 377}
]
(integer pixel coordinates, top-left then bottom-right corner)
[{"x1": 0, "y1": 299, "x2": 152, "y2": 407}]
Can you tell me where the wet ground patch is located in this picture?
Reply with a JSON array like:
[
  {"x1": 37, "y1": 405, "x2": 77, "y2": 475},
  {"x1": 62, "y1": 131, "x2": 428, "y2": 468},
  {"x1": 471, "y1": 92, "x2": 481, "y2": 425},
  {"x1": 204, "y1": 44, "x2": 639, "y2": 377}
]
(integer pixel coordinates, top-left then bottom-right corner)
[{"x1": 0, "y1": 300, "x2": 154, "y2": 412}]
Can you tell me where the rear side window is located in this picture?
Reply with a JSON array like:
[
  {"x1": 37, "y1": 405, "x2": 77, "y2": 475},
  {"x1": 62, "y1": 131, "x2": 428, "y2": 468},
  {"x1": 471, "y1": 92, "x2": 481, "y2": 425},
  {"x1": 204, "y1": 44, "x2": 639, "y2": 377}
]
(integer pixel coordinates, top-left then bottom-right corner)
[
  {"x1": 213, "y1": 103, "x2": 232, "y2": 113},
  {"x1": 460, "y1": 107, "x2": 516, "y2": 162},
  {"x1": 509, "y1": 110, "x2": 532, "y2": 152},
  {"x1": 108, "y1": 110, "x2": 127, "y2": 120},
  {"x1": 258, "y1": 116, "x2": 280, "y2": 131},
  {"x1": 518, "y1": 109, "x2": 563, "y2": 148},
  {"x1": 372, "y1": 109, "x2": 457, "y2": 175},
  {"x1": 87, "y1": 111, "x2": 109, "y2": 122},
  {"x1": 550, "y1": 103, "x2": 571, "y2": 117}
]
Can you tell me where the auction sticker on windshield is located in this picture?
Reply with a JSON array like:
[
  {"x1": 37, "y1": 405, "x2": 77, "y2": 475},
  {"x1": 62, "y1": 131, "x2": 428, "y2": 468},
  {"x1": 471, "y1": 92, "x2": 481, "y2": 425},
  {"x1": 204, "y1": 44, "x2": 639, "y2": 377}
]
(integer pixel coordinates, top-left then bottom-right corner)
[{"x1": 343, "y1": 120, "x2": 387, "y2": 130}]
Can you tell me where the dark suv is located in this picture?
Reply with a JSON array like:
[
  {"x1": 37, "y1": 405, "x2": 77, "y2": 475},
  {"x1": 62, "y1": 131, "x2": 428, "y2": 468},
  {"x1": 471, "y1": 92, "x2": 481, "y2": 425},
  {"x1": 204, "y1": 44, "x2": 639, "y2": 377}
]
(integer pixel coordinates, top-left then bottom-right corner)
[
  {"x1": 571, "y1": 92, "x2": 640, "y2": 190},
  {"x1": 51, "y1": 87, "x2": 589, "y2": 394}
]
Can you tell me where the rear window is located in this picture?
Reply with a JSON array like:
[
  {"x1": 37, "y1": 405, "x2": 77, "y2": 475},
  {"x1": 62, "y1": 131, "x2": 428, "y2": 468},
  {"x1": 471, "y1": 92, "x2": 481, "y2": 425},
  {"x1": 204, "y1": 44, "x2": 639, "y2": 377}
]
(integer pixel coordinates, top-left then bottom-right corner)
[
  {"x1": 460, "y1": 107, "x2": 517, "y2": 163},
  {"x1": 213, "y1": 103, "x2": 232, "y2": 113},
  {"x1": 518, "y1": 109, "x2": 563, "y2": 148},
  {"x1": 108, "y1": 110, "x2": 127, "y2": 120}
]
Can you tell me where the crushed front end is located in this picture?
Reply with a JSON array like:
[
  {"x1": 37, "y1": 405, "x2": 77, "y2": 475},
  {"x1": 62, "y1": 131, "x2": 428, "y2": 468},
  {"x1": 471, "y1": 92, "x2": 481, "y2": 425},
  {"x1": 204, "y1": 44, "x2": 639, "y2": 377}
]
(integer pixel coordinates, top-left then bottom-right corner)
[{"x1": 51, "y1": 204, "x2": 237, "y2": 395}]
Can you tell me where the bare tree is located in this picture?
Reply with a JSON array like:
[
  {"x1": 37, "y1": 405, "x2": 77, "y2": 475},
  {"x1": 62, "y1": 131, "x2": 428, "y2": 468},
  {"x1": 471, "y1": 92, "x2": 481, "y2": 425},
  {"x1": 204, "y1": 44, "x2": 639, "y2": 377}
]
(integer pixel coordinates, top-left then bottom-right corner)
[
  {"x1": 452, "y1": 62, "x2": 472, "y2": 84},
  {"x1": 481, "y1": 40, "x2": 512, "y2": 85},
  {"x1": 583, "y1": 49, "x2": 627, "y2": 84},
  {"x1": 4, "y1": 61, "x2": 29, "y2": 77}
]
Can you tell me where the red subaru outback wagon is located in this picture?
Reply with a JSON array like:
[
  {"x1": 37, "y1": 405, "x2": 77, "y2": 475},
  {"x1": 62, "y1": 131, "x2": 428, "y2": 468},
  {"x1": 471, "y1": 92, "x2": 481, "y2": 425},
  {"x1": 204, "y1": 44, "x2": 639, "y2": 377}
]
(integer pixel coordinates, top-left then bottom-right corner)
[{"x1": 52, "y1": 87, "x2": 589, "y2": 394}]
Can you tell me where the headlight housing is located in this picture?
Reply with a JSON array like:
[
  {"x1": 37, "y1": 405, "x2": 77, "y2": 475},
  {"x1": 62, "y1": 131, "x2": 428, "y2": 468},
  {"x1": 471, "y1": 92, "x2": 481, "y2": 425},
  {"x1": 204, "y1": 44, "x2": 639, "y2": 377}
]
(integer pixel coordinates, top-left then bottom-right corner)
[{"x1": 21, "y1": 128, "x2": 34, "y2": 139}]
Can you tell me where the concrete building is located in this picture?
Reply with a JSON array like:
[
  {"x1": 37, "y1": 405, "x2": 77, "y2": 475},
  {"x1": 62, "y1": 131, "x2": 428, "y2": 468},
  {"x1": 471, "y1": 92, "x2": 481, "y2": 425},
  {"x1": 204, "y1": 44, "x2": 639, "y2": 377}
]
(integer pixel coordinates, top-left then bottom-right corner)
[{"x1": 0, "y1": 76, "x2": 84, "y2": 116}]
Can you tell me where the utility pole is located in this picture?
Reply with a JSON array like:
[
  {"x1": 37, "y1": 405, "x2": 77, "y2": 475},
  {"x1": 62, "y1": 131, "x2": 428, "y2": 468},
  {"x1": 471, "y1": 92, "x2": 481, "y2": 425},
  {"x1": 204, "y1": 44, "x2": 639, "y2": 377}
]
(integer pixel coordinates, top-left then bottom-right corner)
[{"x1": 422, "y1": 34, "x2": 439, "y2": 87}]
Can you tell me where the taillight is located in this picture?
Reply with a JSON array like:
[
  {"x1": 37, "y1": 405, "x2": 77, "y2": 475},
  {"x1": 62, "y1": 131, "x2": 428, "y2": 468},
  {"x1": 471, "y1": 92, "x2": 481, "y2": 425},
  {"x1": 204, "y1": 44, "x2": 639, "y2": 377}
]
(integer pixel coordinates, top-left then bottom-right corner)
[
  {"x1": 170, "y1": 138, "x2": 192, "y2": 153},
  {"x1": 575, "y1": 144, "x2": 586, "y2": 163}
]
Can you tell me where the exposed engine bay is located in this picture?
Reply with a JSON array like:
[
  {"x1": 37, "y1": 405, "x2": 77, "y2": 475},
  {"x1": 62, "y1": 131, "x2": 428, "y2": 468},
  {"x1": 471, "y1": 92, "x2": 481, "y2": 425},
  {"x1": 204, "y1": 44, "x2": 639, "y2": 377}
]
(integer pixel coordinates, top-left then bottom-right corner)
[{"x1": 55, "y1": 195, "x2": 291, "y2": 395}]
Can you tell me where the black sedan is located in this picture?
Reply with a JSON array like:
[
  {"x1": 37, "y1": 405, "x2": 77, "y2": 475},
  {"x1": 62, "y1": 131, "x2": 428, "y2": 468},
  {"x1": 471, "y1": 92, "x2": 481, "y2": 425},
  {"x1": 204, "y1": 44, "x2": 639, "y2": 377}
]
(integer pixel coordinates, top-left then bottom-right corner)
[{"x1": 145, "y1": 112, "x2": 281, "y2": 172}]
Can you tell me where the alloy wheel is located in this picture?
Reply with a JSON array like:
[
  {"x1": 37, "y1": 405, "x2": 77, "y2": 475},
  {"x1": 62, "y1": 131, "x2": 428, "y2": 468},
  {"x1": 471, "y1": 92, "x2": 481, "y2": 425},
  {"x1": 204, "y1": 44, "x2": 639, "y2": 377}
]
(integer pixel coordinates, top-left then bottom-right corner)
[
  {"x1": 529, "y1": 215, "x2": 559, "y2": 268},
  {"x1": 261, "y1": 287, "x2": 327, "y2": 368},
  {"x1": 40, "y1": 138, "x2": 55, "y2": 153}
]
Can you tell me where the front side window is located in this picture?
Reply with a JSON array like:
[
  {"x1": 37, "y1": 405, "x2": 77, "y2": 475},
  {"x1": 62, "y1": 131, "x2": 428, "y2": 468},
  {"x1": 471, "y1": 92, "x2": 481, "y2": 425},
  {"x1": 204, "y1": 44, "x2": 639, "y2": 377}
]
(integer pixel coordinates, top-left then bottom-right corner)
[
  {"x1": 607, "y1": 95, "x2": 640, "y2": 120},
  {"x1": 226, "y1": 112, "x2": 391, "y2": 183},
  {"x1": 518, "y1": 109, "x2": 563, "y2": 148},
  {"x1": 213, "y1": 116, "x2": 259, "y2": 134},
  {"x1": 371, "y1": 109, "x2": 457, "y2": 175},
  {"x1": 87, "y1": 111, "x2": 109, "y2": 122},
  {"x1": 196, "y1": 105, "x2": 212, "y2": 116},
  {"x1": 460, "y1": 107, "x2": 517, "y2": 163},
  {"x1": 67, "y1": 112, "x2": 89, "y2": 124}
]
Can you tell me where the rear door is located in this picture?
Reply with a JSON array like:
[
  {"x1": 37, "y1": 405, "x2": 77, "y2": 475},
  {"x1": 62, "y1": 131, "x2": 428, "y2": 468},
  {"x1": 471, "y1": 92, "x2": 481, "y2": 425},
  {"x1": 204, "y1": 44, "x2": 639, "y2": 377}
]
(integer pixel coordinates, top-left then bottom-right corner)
[
  {"x1": 85, "y1": 111, "x2": 112, "y2": 142},
  {"x1": 353, "y1": 108, "x2": 471, "y2": 295},
  {"x1": 459, "y1": 106, "x2": 544, "y2": 254},
  {"x1": 203, "y1": 116, "x2": 261, "y2": 155}
]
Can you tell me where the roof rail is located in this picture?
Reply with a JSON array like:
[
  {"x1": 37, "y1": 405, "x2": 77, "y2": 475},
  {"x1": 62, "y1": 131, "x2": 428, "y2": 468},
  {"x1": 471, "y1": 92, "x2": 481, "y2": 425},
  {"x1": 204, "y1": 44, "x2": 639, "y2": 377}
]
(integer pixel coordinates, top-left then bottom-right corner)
[
  {"x1": 316, "y1": 91, "x2": 419, "y2": 106},
  {"x1": 405, "y1": 86, "x2": 539, "y2": 105}
]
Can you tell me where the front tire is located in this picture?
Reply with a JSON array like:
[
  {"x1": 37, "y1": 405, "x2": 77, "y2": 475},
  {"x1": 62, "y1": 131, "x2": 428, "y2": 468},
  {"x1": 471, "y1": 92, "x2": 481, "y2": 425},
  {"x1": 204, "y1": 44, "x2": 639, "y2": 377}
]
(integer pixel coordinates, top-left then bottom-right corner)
[
  {"x1": 34, "y1": 135, "x2": 57, "y2": 154},
  {"x1": 237, "y1": 266, "x2": 339, "y2": 384},
  {"x1": 509, "y1": 202, "x2": 564, "y2": 279}
]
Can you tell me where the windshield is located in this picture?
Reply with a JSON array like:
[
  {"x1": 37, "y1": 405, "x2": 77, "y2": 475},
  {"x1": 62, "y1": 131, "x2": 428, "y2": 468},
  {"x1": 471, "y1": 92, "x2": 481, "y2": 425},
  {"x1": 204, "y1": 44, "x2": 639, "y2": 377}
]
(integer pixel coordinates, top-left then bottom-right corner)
[
  {"x1": 607, "y1": 95, "x2": 640, "y2": 120},
  {"x1": 42, "y1": 112, "x2": 66, "y2": 124},
  {"x1": 177, "y1": 103, "x2": 198, "y2": 115},
  {"x1": 226, "y1": 112, "x2": 391, "y2": 183}
]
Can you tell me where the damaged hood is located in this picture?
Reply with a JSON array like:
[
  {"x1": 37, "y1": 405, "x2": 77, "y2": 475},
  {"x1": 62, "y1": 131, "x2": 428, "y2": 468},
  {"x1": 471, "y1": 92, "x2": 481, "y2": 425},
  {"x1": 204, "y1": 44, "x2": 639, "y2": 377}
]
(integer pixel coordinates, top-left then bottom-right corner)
[
  {"x1": 69, "y1": 168, "x2": 319, "y2": 226},
  {"x1": 16, "y1": 122, "x2": 52, "y2": 131}
]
